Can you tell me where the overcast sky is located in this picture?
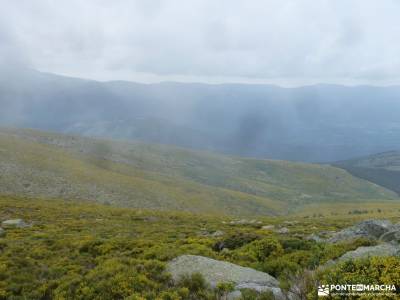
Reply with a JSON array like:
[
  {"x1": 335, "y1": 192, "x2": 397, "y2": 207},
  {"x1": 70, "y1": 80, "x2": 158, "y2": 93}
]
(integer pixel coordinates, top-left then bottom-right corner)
[{"x1": 1, "y1": 0, "x2": 400, "y2": 86}]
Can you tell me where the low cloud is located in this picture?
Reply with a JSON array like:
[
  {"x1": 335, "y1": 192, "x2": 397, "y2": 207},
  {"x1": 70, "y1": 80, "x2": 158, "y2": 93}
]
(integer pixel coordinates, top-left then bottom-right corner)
[{"x1": 1, "y1": 0, "x2": 400, "y2": 85}]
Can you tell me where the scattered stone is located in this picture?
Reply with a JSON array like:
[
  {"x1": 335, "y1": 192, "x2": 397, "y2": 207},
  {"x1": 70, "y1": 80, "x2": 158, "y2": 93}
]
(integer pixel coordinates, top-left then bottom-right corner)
[
  {"x1": 283, "y1": 221, "x2": 298, "y2": 226},
  {"x1": 328, "y1": 220, "x2": 392, "y2": 243},
  {"x1": 144, "y1": 216, "x2": 159, "y2": 222},
  {"x1": 275, "y1": 227, "x2": 289, "y2": 234},
  {"x1": 0, "y1": 228, "x2": 5, "y2": 237},
  {"x1": 221, "y1": 248, "x2": 230, "y2": 254},
  {"x1": 293, "y1": 233, "x2": 304, "y2": 238},
  {"x1": 337, "y1": 243, "x2": 400, "y2": 262},
  {"x1": 167, "y1": 255, "x2": 285, "y2": 299},
  {"x1": 306, "y1": 233, "x2": 323, "y2": 242},
  {"x1": 261, "y1": 225, "x2": 275, "y2": 230},
  {"x1": 319, "y1": 230, "x2": 336, "y2": 238},
  {"x1": 229, "y1": 219, "x2": 261, "y2": 226},
  {"x1": 198, "y1": 230, "x2": 225, "y2": 238},
  {"x1": 211, "y1": 230, "x2": 224, "y2": 237},
  {"x1": 1, "y1": 219, "x2": 28, "y2": 228}
]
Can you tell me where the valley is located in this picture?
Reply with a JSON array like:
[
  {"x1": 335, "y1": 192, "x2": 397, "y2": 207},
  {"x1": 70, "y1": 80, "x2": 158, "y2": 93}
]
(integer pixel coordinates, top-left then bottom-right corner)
[
  {"x1": 2, "y1": 69, "x2": 400, "y2": 162},
  {"x1": 334, "y1": 151, "x2": 400, "y2": 195}
]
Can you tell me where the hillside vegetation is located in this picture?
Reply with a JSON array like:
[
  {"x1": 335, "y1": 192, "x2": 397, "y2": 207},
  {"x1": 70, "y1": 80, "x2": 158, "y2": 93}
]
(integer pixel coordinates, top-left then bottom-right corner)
[
  {"x1": 1, "y1": 196, "x2": 400, "y2": 299},
  {"x1": 0, "y1": 128, "x2": 397, "y2": 216},
  {"x1": 334, "y1": 151, "x2": 400, "y2": 195}
]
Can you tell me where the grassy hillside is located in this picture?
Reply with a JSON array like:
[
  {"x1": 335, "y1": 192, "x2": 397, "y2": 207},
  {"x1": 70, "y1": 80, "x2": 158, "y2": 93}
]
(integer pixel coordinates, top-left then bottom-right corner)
[
  {"x1": 1, "y1": 196, "x2": 400, "y2": 299},
  {"x1": 334, "y1": 151, "x2": 400, "y2": 195},
  {"x1": 0, "y1": 128, "x2": 397, "y2": 215}
]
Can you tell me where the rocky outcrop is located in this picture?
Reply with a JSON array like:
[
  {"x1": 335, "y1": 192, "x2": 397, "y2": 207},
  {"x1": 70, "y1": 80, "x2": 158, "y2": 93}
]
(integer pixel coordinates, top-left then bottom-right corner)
[
  {"x1": 320, "y1": 243, "x2": 400, "y2": 270},
  {"x1": 167, "y1": 255, "x2": 285, "y2": 299},
  {"x1": 261, "y1": 225, "x2": 275, "y2": 231},
  {"x1": 275, "y1": 227, "x2": 289, "y2": 234},
  {"x1": 328, "y1": 220, "x2": 392, "y2": 243},
  {"x1": 319, "y1": 219, "x2": 400, "y2": 268},
  {"x1": 380, "y1": 230, "x2": 400, "y2": 243},
  {"x1": 1, "y1": 219, "x2": 28, "y2": 228},
  {"x1": 197, "y1": 230, "x2": 225, "y2": 238},
  {"x1": 228, "y1": 219, "x2": 262, "y2": 226},
  {"x1": 337, "y1": 243, "x2": 400, "y2": 262},
  {"x1": 306, "y1": 233, "x2": 323, "y2": 242},
  {"x1": 211, "y1": 230, "x2": 225, "y2": 237}
]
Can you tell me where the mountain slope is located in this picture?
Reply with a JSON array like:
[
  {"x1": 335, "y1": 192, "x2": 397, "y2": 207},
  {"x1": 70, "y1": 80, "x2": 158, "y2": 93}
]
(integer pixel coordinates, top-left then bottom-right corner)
[
  {"x1": 0, "y1": 128, "x2": 397, "y2": 215},
  {"x1": 333, "y1": 151, "x2": 400, "y2": 195},
  {"x1": 1, "y1": 68, "x2": 400, "y2": 162}
]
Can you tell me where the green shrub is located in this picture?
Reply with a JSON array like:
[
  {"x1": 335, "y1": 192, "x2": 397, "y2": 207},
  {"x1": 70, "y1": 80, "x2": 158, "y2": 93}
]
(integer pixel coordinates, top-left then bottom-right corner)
[
  {"x1": 177, "y1": 273, "x2": 208, "y2": 293},
  {"x1": 158, "y1": 288, "x2": 189, "y2": 300},
  {"x1": 261, "y1": 257, "x2": 300, "y2": 278},
  {"x1": 248, "y1": 238, "x2": 283, "y2": 262},
  {"x1": 213, "y1": 233, "x2": 260, "y2": 252},
  {"x1": 280, "y1": 238, "x2": 313, "y2": 253},
  {"x1": 216, "y1": 281, "x2": 235, "y2": 298},
  {"x1": 2, "y1": 196, "x2": 400, "y2": 299},
  {"x1": 318, "y1": 257, "x2": 400, "y2": 298}
]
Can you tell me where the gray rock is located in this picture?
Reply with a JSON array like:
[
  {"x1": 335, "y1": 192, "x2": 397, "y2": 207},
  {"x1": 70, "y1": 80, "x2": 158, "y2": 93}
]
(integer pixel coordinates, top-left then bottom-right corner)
[
  {"x1": 337, "y1": 243, "x2": 400, "y2": 262},
  {"x1": 283, "y1": 221, "x2": 298, "y2": 226},
  {"x1": 380, "y1": 230, "x2": 400, "y2": 243},
  {"x1": 306, "y1": 233, "x2": 323, "y2": 242},
  {"x1": 275, "y1": 227, "x2": 289, "y2": 234},
  {"x1": 319, "y1": 230, "x2": 336, "y2": 238},
  {"x1": 229, "y1": 219, "x2": 260, "y2": 226},
  {"x1": 198, "y1": 230, "x2": 225, "y2": 238},
  {"x1": 227, "y1": 290, "x2": 242, "y2": 300},
  {"x1": 293, "y1": 233, "x2": 304, "y2": 239},
  {"x1": 211, "y1": 230, "x2": 225, "y2": 237},
  {"x1": 261, "y1": 225, "x2": 275, "y2": 230},
  {"x1": 1, "y1": 219, "x2": 28, "y2": 228},
  {"x1": 236, "y1": 282, "x2": 283, "y2": 294},
  {"x1": 167, "y1": 255, "x2": 285, "y2": 299},
  {"x1": 328, "y1": 220, "x2": 392, "y2": 243},
  {"x1": 0, "y1": 227, "x2": 5, "y2": 237}
]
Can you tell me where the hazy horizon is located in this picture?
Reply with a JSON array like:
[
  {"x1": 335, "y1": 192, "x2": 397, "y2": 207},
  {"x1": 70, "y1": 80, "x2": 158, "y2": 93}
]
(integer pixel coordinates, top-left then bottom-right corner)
[
  {"x1": 2, "y1": 1, "x2": 400, "y2": 86},
  {"x1": 14, "y1": 67, "x2": 400, "y2": 89}
]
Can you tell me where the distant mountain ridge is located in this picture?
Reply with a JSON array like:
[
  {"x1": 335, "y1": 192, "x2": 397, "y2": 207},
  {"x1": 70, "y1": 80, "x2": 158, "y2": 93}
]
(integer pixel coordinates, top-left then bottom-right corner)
[
  {"x1": 0, "y1": 128, "x2": 397, "y2": 216},
  {"x1": 1, "y1": 68, "x2": 400, "y2": 162}
]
